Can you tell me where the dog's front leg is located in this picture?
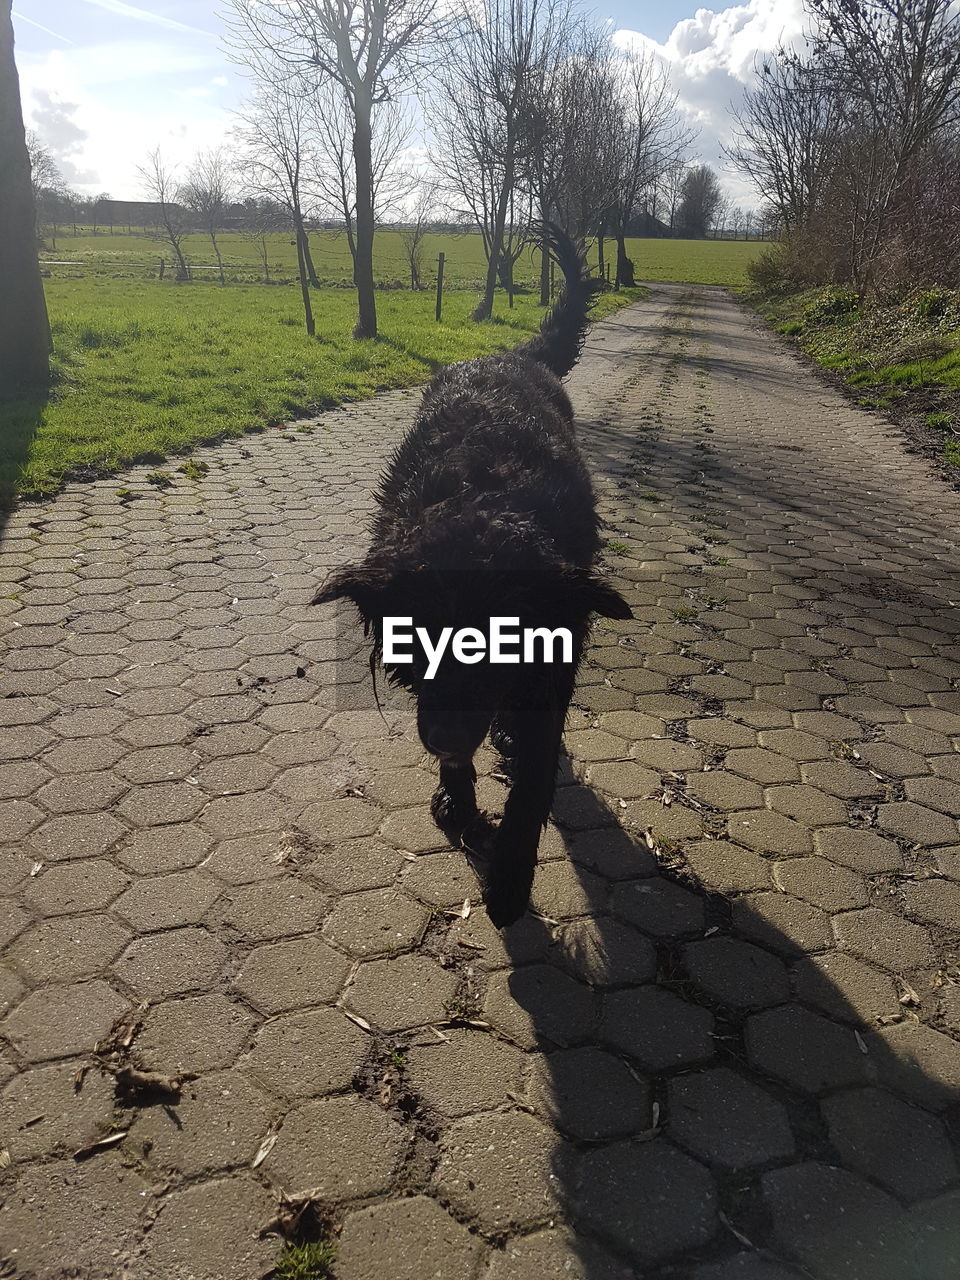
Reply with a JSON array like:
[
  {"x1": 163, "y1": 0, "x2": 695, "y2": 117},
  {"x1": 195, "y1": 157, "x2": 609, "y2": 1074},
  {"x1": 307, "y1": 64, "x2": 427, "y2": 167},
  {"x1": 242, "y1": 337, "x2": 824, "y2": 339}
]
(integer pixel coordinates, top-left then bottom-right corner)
[
  {"x1": 431, "y1": 761, "x2": 478, "y2": 838},
  {"x1": 483, "y1": 699, "x2": 567, "y2": 928}
]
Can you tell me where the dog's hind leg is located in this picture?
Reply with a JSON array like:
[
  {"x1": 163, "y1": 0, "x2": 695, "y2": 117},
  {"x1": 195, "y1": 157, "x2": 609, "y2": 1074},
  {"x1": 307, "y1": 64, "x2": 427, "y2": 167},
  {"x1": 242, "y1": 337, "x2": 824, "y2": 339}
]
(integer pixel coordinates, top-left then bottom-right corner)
[
  {"x1": 430, "y1": 762, "x2": 478, "y2": 838},
  {"x1": 483, "y1": 690, "x2": 570, "y2": 928}
]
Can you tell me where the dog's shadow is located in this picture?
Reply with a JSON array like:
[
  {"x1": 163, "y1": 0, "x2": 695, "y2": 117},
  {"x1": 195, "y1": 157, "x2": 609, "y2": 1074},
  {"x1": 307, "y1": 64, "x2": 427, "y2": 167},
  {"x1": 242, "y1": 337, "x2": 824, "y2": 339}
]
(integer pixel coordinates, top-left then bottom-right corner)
[{"x1": 473, "y1": 751, "x2": 960, "y2": 1279}]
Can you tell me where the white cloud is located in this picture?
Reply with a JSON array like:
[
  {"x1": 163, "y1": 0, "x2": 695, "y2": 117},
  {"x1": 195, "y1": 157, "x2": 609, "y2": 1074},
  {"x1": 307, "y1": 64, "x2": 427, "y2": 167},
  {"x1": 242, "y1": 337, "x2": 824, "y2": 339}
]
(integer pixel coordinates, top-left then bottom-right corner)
[
  {"x1": 614, "y1": 0, "x2": 811, "y2": 206},
  {"x1": 19, "y1": 44, "x2": 234, "y2": 197}
]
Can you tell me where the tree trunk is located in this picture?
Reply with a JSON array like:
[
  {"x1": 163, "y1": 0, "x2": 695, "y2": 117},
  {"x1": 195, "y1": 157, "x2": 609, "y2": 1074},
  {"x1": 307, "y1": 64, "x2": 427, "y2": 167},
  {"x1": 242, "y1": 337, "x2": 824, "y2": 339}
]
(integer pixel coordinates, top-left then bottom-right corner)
[
  {"x1": 295, "y1": 222, "x2": 315, "y2": 337},
  {"x1": 351, "y1": 90, "x2": 377, "y2": 340},
  {"x1": 0, "y1": 0, "x2": 50, "y2": 394},
  {"x1": 210, "y1": 232, "x2": 225, "y2": 285},
  {"x1": 539, "y1": 243, "x2": 550, "y2": 306},
  {"x1": 596, "y1": 224, "x2": 605, "y2": 282},
  {"x1": 474, "y1": 156, "x2": 513, "y2": 323},
  {"x1": 615, "y1": 232, "x2": 634, "y2": 288}
]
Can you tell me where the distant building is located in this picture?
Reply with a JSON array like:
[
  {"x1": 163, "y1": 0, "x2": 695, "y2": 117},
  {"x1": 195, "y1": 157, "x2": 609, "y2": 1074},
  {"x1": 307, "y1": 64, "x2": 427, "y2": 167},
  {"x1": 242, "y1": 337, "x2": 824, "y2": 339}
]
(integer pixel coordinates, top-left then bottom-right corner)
[{"x1": 94, "y1": 199, "x2": 186, "y2": 228}]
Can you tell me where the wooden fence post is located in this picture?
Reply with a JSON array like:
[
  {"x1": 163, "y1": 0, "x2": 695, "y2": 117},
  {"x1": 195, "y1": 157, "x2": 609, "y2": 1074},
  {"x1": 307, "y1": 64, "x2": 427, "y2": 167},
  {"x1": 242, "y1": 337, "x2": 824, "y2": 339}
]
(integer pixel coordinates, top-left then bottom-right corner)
[
  {"x1": 435, "y1": 251, "x2": 445, "y2": 322},
  {"x1": 158, "y1": 257, "x2": 165, "y2": 280}
]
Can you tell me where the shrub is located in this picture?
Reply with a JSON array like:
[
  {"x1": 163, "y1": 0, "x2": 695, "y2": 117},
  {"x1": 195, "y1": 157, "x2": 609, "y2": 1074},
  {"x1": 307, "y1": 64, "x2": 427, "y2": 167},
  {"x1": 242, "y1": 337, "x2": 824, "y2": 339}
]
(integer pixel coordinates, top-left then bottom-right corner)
[
  {"x1": 804, "y1": 287, "x2": 860, "y2": 322},
  {"x1": 913, "y1": 288, "x2": 953, "y2": 322},
  {"x1": 746, "y1": 246, "x2": 793, "y2": 293}
]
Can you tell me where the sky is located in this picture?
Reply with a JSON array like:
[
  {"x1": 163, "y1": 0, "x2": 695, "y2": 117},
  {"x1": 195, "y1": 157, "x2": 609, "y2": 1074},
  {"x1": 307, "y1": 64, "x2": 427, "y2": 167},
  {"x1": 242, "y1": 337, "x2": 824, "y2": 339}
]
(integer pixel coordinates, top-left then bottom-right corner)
[{"x1": 13, "y1": 0, "x2": 810, "y2": 208}]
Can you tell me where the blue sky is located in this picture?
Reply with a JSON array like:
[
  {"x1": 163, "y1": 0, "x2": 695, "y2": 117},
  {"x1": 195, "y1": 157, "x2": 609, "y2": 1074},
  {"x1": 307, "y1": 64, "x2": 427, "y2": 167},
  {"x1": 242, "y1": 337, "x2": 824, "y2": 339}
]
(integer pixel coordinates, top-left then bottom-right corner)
[{"x1": 13, "y1": 0, "x2": 808, "y2": 204}]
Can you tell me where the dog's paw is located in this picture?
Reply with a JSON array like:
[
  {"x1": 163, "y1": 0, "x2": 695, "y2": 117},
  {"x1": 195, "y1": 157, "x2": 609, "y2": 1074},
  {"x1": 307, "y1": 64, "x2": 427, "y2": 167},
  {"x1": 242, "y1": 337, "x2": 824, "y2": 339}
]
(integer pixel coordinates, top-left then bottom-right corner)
[
  {"x1": 483, "y1": 866, "x2": 534, "y2": 930},
  {"x1": 431, "y1": 786, "x2": 476, "y2": 838}
]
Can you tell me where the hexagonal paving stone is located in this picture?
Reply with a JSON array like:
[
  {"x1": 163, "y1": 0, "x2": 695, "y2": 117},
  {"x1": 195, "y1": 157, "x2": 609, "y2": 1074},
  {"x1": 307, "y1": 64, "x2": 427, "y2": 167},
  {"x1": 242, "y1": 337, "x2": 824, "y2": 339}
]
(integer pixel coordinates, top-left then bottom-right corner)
[
  {"x1": 482, "y1": 1226, "x2": 627, "y2": 1280},
  {"x1": 404, "y1": 1028, "x2": 524, "y2": 1117},
  {"x1": 791, "y1": 952, "x2": 900, "y2": 1025},
  {"x1": 764, "y1": 784, "x2": 848, "y2": 826},
  {"x1": 113, "y1": 870, "x2": 222, "y2": 931},
  {"x1": 299, "y1": 795, "x2": 384, "y2": 842},
  {"x1": 35, "y1": 773, "x2": 127, "y2": 815},
  {"x1": 138, "y1": 1176, "x2": 277, "y2": 1280},
  {"x1": 115, "y1": 822, "x2": 212, "y2": 874},
  {"x1": 611, "y1": 877, "x2": 705, "y2": 937},
  {"x1": 576, "y1": 1138, "x2": 717, "y2": 1263},
  {"x1": 2, "y1": 980, "x2": 129, "y2": 1062},
  {"x1": 814, "y1": 827, "x2": 904, "y2": 873},
  {"x1": 240, "y1": 1006, "x2": 368, "y2": 1097},
  {"x1": 731, "y1": 892, "x2": 833, "y2": 957},
  {"x1": 200, "y1": 790, "x2": 294, "y2": 838},
  {"x1": 323, "y1": 886, "x2": 429, "y2": 957},
  {"x1": 9, "y1": 913, "x2": 131, "y2": 983},
  {"x1": 668, "y1": 1067, "x2": 793, "y2": 1170},
  {"x1": 772, "y1": 855, "x2": 867, "y2": 912},
  {"x1": 233, "y1": 934, "x2": 350, "y2": 1015},
  {"x1": 401, "y1": 849, "x2": 477, "y2": 906},
  {"x1": 870, "y1": 1021, "x2": 960, "y2": 1111},
  {"x1": 21, "y1": 859, "x2": 129, "y2": 916},
  {"x1": 484, "y1": 964, "x2": 597, "y2": 1049},
  {"x1": 212, "y1": 877, "x2": 327, "y2": 941},
  {"x1": 876, "y1": 801, "x2": 959, "y2": 847},
  {"x1": 435, "y1": 1110, "x2": 568, "y2": 1231},
  {"x1": 113, "y1": 927, "x2": 227, "y2": 997},
  {"x1": 727, "y1": 810, "x2": 812, "y2": 856},
  {"x1": 134, "y1": 994, "x2": 256, "y2": 1075},
  {"x1": 821, "y1": 1086, "x2": 957, "y2": 1201},
  {"x1": 0, "y1": 1154, "x2": 151, "y2": 1280},
  {"x1": 130, "y1": 1069, "x2": 275, "y2": 1176},
  {"x1": 762, "y1": 1162, "x2": 912, "y2": 1280},
  {"x1": 263, "y1": 1094, "x2": 407, "y2": 1197},
  {"x1": 683, "y1": 937, "x2": 789, "y2": 1010},
  {"x1": 683, "y1": 838, "x2": 772, "y2": 893},
  {"x1": 833, "y1": 907, "x2": 936, "y2": 969},
  {"x1": 724, "y1": 748, "x2": 800, "y2": 785},
  {"x1": 554, "y1": 916, "x2": 657, "y2": 987},
  {"x1": 0, "y1": 1062, "x2": 116, "y2": 1162},
  {"x1": 337, "y1": 1195, "x2": 483, "y2": 1280},
  {"x1": 527, "y1": 1046, "x2": 650, "y2": 1140},
  {"x1": 688, "y1": 771, "x2": 765, "y2": 812},
  {"x1": 601, "y1": 987, "x2": 714, "y2": 1072},
  {"x1": 28, "y1": 812, "x2": 128, "y2": 863},
  {"x1": 746, "y1": 1007, "x2": 869, "y2": 1094},
  {"x1": 346, "y1": 952, "x2": 457, "y2": 1033}
]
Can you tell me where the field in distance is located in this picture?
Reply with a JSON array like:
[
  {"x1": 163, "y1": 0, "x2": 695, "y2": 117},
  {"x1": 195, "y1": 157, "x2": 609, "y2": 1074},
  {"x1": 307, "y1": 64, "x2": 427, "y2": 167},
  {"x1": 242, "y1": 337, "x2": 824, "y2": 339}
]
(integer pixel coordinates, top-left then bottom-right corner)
[{"x1": 41, "y1": 229, "x2": 763, "y2": 288}]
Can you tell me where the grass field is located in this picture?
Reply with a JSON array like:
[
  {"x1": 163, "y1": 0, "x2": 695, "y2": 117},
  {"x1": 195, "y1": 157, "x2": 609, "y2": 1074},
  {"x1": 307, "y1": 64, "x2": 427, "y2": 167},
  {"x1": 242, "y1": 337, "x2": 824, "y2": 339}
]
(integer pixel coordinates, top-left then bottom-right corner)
[
  {"x1": 40, "y1": 229, "x2": 763, "y2": 288},
  {"x1": 1, "y1": 278, "x2": 646, "y2": 502},
  {"x1": 2, "y1": 231, "x2": 759, "y2": 503}
]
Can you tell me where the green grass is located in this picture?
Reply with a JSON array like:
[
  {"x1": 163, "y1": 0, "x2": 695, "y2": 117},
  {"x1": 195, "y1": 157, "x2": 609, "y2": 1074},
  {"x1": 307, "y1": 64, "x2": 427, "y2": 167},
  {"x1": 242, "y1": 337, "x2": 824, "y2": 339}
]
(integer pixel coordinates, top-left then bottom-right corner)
[
  {"x1": 1, "y1": 276, "x2": 646, "y2": 501},
  {"x1": 946, "y1": 437, "x2": 960, "y2": 467},
  {"x1": 274, "y1": 1241, "x2": 336, "y2": 1280},
  {"x1": 755, "y1": 287, "x2": 960, "y2": 392},
  {"x1": 40, "y1": 228, "x2": 762, "y2": 288}
]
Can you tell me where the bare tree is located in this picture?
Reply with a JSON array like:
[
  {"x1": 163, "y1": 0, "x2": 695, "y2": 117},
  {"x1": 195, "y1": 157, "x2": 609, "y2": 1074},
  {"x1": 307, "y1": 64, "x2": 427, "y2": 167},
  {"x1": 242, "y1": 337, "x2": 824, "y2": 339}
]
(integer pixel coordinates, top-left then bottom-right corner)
[
  {"x1": 608, "y1": 50, "x2": 693, "y2": 286},
  {"x1": 239, "y1": 196, "x2": 285, "y2": 282},
  {"x1": 435, "y1": 0, "x2": 568, "y2": 320},
  {"x1": 306, "y1": 79, "x2": 413, "y2": 267},
  {"x1": 227, "y1": 0, "x2": 439, "y2": 339},
  {"x1": 810, "y1": 0, "x2": 960, "y2": 288},
  {"x1": 137, "y1": 149, "x2": 190, "y2": 281},
  {"x1": 726, "y1": 51, "x2": 841, "y2": 237},
  {"x1": 400, "y1": 177, "x2": 436, "y2": 289},
  {"x1": 182, "y1": 148, "x2": 233, "y2": 285},
  {"x1": 235, "y1": 74, "x2": 321, "y2": 295},
  {"x1": 0, "y1": 0, "x2": 50, "y2": 394},
  {"x1": 677, "y1": 164, "x2": 723, "y2": 238}
]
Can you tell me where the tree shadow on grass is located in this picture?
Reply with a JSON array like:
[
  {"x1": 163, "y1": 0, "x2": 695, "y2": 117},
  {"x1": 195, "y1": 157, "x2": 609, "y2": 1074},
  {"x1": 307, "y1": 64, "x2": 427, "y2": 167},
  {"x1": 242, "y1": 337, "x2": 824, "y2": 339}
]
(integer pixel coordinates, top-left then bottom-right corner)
[
  {"x1": 480, "y1": 751, "x2": 960, "y2": 1280},
  {"x1": 0, "y1": 387, "x2": 47, "y2": 532}
]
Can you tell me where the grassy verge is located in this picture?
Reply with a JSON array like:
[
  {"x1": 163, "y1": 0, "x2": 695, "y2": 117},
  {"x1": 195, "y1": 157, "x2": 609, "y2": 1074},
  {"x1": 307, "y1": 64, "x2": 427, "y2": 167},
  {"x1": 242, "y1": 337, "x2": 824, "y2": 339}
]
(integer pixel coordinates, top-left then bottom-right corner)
[
  {"x1": 751, "y1": 284, "x2": 960, "y2": 481},
  {"x1": 1, "y1": 278, "x2": 647, "y2": 503}
]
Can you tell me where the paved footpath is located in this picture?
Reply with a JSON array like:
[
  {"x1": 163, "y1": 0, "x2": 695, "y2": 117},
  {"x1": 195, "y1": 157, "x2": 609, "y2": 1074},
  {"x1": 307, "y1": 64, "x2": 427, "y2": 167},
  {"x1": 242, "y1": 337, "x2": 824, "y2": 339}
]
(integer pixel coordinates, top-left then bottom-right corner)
[{"x1": 1, "y1": 286, "x2": 960, "y2": 1280}]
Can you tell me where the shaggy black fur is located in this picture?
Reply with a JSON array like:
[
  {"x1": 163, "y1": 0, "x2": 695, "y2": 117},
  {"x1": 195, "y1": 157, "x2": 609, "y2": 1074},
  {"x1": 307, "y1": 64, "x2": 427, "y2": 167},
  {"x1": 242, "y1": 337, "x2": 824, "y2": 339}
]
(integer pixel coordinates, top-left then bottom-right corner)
[{"x1": 314, "y1": 225, "x2": 632, "y2": 926}]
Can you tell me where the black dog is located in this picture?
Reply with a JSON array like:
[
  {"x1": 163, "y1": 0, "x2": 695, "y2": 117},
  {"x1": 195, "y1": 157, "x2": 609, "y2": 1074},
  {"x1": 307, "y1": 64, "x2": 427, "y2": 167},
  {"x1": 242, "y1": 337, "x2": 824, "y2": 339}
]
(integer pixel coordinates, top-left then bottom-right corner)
[{"x1": 315, "y1": 226, "x2": 631, "y2": 926}]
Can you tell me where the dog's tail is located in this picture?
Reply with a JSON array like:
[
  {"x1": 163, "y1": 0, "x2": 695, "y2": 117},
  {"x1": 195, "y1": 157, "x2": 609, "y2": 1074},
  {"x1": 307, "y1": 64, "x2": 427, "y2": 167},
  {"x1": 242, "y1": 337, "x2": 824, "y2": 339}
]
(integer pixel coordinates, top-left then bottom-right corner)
[{"x1": 519, "y1": 223, "x2": 602, "y2": 378}]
